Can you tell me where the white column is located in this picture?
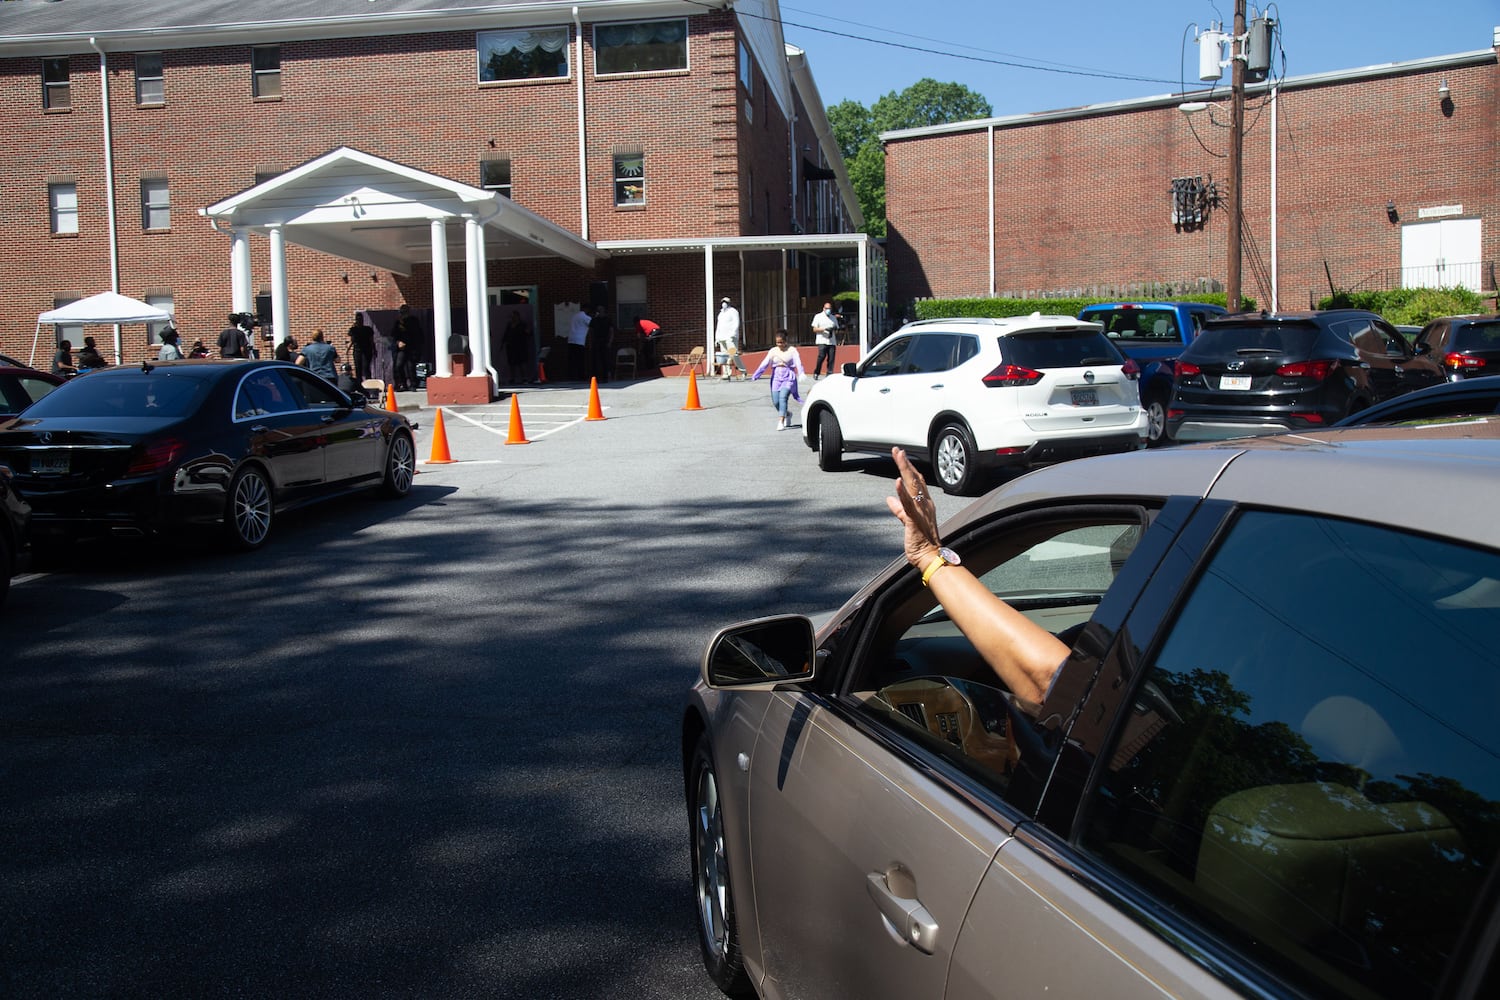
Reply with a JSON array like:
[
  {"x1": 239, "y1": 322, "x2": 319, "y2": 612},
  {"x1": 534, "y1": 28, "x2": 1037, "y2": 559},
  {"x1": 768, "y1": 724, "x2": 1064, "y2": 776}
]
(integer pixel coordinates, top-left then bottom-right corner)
[
  {"x1": 268, "y1": 226, "x2": 289, "y2": 351},
  {"x1": 231, "y1": 229, "x2": 253, "y2": 315},
  {"x1": 703, "y1": 243, "x2": 715, "y2": 356},
  {"x1": 464, "y1": 217, "x2": 490, "y2": 380},
  {"x1": 857, "y1": 236, "x2": 870, "y2": 356},
  {"x1": 430, "y1": 219, "x2": 453, "y2": 378}
]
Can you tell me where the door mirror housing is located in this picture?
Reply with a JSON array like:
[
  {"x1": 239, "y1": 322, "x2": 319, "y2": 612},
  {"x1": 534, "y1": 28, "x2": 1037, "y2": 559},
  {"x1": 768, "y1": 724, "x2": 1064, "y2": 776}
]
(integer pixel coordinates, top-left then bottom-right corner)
[{"x1": 702, "y1": 614, "x2": 817, "y2": 689}]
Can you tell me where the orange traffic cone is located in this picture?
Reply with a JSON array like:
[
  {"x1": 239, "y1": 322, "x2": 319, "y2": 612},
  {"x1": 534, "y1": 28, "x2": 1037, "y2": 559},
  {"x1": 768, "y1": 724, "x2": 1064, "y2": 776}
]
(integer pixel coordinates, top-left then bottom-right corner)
[
  {"x1": 427, "y1": 407, "x2": 455, "y2": 464},
  {"x1": 682, "y1": 369, "x2": 704, "y2": 411},
  {"x1": 585, "y1": 377, "x2": 606, "y2": 421},
  {"x1": 385, "y1": 383, "x2": 398, "y2": 411},
  {"x1": 504, "y1": 394, "x2": 531, "y2": 445},
  {"x1": 536, "y1": 357, "x2": 547, "y2": 384}
]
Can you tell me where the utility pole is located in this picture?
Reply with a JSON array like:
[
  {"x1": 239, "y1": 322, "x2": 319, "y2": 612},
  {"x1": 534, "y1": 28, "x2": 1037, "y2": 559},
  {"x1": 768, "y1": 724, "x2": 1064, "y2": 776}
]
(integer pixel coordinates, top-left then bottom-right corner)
[{"x1": 1226, "y1": 0, "x2": 1246, "y2": 312}]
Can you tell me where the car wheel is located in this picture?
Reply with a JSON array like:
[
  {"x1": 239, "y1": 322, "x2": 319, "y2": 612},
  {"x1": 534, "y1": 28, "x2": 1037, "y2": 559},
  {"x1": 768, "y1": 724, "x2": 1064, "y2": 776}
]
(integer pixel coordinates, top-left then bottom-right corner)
[
  {"x1": 817, "y1": 411, "x2": 843, "y2": 472},
  {"x1": 225, "y1": 466, "x2": 273, "y2": 550},
  {"x1": 934, "y1": 423, "x2": 980, "y2": 496},
  {"x1": 380, "y1": 431, "x2": 415, "y2": 498},
  {"x1": 689, "y1": 733, "x2": 752, "y2": 997},
  {"x1": 1145, "y1": 396, "x2": 1172, "y2": 447}
]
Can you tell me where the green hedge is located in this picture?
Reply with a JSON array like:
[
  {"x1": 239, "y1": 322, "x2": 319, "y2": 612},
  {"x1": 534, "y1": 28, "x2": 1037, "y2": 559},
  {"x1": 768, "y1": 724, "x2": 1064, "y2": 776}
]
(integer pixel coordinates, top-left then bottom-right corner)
[
  {"x1": 913, "y1": 293, "x2": 1241, "y2": 321},
  {"x1": 1316, "y1": 287, "x2": 1488, "y2": 326}
]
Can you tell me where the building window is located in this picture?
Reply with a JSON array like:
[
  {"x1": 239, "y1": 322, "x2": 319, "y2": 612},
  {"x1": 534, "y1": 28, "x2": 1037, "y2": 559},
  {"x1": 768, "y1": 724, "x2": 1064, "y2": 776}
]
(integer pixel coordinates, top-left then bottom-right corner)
[
  {"x1": 146, "y1": 294, "x2": 175, "y2": 344},
  {"x1": 51, "y1": 297, "x2": 83, "y2": 348},
  {"x1": 141, "y1": 178, "x2": 170, "y2": 230},
  {"x1": 595, "y1": 20, "x2": 688, "y2": 75},
  {"x1": 42, "y1": 57, "x2": 70, "y2": 110},
  {"x1": 135, "y1": 52, "x2": 164, "y2": 105},
  {"x1": 480, "y1": 159, "x2": 512, "y2": 198},
  {"x1": 252, "y1": 46, "x2": 281, "y2": 99},
  {"x1": 616, "y1": 275, "x2": 648, "y2": 331},
  {"x1": 738, "y1": 39, "x2": 753, "y2": 122},
  {"x1": 613, "y1": 149, "x2": 645, "y2": 206},
  {"x1": 49, "y1": 183, "x2": 78, "y2": 235},
  {"x1": 477, "y1": 28, "x2": 568, "y2": 82}
]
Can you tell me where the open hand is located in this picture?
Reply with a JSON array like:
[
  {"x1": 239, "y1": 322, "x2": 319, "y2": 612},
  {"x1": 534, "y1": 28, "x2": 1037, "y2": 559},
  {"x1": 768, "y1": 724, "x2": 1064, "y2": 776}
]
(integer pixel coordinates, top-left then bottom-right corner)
[{"x1": 885, "y1": 447, "x2": 942, "y2": 569}]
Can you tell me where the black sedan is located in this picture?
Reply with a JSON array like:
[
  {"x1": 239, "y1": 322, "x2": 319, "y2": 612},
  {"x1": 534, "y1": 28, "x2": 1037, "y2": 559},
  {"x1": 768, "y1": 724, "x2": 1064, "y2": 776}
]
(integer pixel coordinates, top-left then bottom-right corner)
[{"x1": 0, "y1": 359, "x2": 416, "y2": 551}]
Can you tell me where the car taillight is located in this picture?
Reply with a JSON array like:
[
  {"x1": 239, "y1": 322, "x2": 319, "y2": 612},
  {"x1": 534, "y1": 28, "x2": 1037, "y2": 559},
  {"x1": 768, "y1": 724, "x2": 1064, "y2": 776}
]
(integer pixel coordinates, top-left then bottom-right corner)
[
  {"x1": 1275, "y1": 359, "x2": 1337, "y2": 380},
  {"x1": 1120, "y1": 358, "x2": 1141, "y2": 381},
  {"x1": 1444, "y1": 352, "x2": 1485, "y2": 370},
  {"x1": 126, "y1": 437, "x2": 186, "y2": 476},
  {"x1": 1176, "y1": 362, "x2": 1201, "y2": 377},
  {"x1": 982, "y1": 363, "x2": 1043, "y2": 387}
]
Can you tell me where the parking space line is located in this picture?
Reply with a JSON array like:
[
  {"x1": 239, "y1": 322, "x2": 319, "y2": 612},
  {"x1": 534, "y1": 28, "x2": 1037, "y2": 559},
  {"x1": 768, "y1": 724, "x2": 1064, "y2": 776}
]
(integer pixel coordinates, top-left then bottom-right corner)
[{"x1": 440, "y1": 405, "x2": 598, "y2": 439}]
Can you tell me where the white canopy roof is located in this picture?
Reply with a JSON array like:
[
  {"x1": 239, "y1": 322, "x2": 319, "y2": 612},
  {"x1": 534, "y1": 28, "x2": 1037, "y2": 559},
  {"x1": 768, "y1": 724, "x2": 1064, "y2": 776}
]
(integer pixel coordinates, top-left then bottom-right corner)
[{"x1": 38, "y1": 291, "x2": 173, "y2": 325}]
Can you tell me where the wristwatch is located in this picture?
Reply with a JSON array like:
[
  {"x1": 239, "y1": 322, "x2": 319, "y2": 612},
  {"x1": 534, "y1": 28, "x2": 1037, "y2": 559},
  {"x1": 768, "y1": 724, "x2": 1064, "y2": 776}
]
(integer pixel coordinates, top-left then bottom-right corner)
[{"x1": 921, "y1": 546, "x2": 961, "y2": 587}]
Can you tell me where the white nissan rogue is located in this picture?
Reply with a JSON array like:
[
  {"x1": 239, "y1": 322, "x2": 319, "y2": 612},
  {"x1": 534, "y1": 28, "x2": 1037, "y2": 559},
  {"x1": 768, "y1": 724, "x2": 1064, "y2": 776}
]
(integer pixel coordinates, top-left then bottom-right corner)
[{"x1": 801, "y1": 314, "x2": 1147, "y2": 494}]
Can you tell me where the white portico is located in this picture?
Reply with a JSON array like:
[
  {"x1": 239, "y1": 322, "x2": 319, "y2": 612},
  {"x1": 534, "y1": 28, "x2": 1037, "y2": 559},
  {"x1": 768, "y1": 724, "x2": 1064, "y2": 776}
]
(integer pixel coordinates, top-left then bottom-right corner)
[{"x1": 199, "y1": 146, "x2": 604, "y2": 397}]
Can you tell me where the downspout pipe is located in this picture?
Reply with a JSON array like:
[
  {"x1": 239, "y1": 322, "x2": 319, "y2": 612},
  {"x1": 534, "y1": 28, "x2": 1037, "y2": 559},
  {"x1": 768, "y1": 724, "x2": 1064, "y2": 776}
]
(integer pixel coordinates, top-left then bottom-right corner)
[
  {"x1": 89, "y1": 37, "x2": 123, "y2": 362},
  {"x1": 573, "y1": 7, "x2": 589, "y2": 241}
]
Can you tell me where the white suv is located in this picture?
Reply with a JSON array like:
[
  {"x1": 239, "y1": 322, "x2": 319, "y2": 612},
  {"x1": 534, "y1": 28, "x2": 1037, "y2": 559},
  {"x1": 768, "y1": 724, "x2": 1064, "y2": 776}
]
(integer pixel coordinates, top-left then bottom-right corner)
[{"x1": 801, "y1": 314, "x2": 1147, "y2": 494}]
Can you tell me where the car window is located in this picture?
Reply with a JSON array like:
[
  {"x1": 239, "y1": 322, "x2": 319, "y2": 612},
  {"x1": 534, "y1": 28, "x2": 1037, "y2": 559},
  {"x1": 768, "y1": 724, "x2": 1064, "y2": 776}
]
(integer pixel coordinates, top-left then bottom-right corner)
[
  {"x1": 1078, "y1": 510, "x2": 1500, "y2": 1000},
  {"x1": 955, "y1": 334, "x2": 979, "y2": 366},
  {"x1": 844, "y1": 511, "x2": 1147, "y2": 798},
  {"x1": 1452, "y1": 320, "x2": 1500, "y2": 352},
  {"x1": 901, "y1": 333, "x2": 956, "y2": 374},
  {"x1": 281, "y1": 367, "x2": 347, "y2": 409},
  {"x1": 1188, "y1": 323, "x2": 1318, "y2": 361},
  {"x1": 22, "y1": 372, "x2": 208, "y2": 418},
  {"x1": 1001, "y1": 329, "x2": 1123, "y2": 369},
  {"x1": 860, "y1": 336, "x2": 912, "y2": 377},
  {"x1": 234, "y1": 370, "x2": 299, "y2": 419},
  {"x1": 0, "y1": 375, "x2": 59, "y2": 414}
]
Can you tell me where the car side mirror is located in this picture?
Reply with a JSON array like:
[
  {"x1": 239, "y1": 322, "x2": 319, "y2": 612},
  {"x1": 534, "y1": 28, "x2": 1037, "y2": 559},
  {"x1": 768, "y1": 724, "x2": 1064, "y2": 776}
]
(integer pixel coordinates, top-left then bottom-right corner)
[
  {"x1": 348, "y1": 390, "x2": 368, "y2": 406},
  {"x1": 840, "y1": 362, "x2": 858, "y2": 378},
  {"x1": 702, "y1": 614, "x2": 817, "y2": 689},
  {"x1": 1413, "y1": 342, "x2": 1431, "y2": 356}
]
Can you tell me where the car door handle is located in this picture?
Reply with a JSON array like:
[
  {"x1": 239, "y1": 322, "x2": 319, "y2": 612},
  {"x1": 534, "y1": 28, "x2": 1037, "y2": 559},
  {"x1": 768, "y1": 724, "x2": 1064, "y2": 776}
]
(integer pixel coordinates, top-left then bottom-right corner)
[
  {"x1": 321, "y1": 415, "x2": 337, "y2": 424},
  {"x1": 879, "y1": 387, "x2": 892, "y2": 394},
  {"x1": 250, "y1": 424, "x2": 269, "y2": 433},
  {"x1": 866, "y1": 871, "x2": 938, "y2": 954}
]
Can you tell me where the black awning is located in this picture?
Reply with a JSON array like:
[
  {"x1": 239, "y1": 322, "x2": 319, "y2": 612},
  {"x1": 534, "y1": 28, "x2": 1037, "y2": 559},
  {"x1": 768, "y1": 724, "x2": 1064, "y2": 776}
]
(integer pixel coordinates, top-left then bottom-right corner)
[{"x1": 803, "y1": 158, "x2": 837, "y2": 181}]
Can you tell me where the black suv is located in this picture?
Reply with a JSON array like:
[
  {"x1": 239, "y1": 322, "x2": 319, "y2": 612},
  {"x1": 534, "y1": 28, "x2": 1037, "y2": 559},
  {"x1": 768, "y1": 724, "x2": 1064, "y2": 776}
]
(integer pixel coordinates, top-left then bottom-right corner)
[
  {"x1": 1413, "y1": 314, "x2": 1500, "y2": 380},
  {"x1": 1167, "y1": 309, "x2": 1445, "y2": 442}
]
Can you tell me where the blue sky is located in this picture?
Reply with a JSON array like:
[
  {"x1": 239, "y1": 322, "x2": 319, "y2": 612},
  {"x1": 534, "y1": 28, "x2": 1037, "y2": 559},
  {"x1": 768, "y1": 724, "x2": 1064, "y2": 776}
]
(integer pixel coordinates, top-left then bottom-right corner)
[{"x1": 780, "y1": 1, "x2": 1499, "y2": 113}]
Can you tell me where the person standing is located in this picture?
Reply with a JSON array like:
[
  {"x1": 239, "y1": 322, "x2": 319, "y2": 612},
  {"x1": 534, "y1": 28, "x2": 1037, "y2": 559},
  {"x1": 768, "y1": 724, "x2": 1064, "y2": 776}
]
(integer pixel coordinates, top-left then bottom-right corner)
[
  {"x1": 715, "y1": 296, "x2": 746, "y2": 380},
  {"x1": 218, "y1": 314, "x2": 250, "y2": 359},
  {"x1": 273, "y1": 336, "x2": 299, "y2": 363},
  {"x1": 567, "y1": 305, "x2": 591, "y2": 381},
  {"x1": 296, "y1": 329, "x2": 338, "y2": 381},
  {"x1": 393, "y1": 304, "x2": 419, "y2": 391},
  {"x1": 52, "y1": 339, "x2": 78, "y2": 376},
  {"x1": 76, "y1": 336, "x2": 109, "y2": 370},
  {"x1": 348, "y1": 312, "x2": 376, "y2": 382},
  {"x1": 810, "y1": 301, "x2": 839, "y2": 378},
  {"x1": 586, "y1": 305, "x2": 614, "y2": 382},
  {"x1": 751, "y1": 329, "x2": 806, "y2": 431},
  {"x1": 501, "y1": 311, "x2": 533, "y2": 385},
  {"x1": 157, "y1": 328, "x2": 184, "y2": 361}
]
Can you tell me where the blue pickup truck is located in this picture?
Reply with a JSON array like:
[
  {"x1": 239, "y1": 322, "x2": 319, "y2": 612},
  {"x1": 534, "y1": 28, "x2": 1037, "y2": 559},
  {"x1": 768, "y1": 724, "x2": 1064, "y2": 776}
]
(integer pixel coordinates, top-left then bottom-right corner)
[{"x1": 1077, "y1": 301, "x2": 1228, "y2": 445}]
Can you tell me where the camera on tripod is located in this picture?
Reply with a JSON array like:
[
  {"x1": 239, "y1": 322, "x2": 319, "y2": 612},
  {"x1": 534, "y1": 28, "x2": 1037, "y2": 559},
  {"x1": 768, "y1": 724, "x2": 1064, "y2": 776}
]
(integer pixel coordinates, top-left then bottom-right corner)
[{"x1": 230, "y1": 311, "x2": 261, "y2": 330}]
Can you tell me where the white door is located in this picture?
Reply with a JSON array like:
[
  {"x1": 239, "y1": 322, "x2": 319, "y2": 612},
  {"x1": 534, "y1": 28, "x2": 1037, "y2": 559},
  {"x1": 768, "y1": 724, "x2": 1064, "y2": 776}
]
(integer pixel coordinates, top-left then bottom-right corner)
[{"x1": 1401, "y1": 218, "x2": 1482, "y2": 289}]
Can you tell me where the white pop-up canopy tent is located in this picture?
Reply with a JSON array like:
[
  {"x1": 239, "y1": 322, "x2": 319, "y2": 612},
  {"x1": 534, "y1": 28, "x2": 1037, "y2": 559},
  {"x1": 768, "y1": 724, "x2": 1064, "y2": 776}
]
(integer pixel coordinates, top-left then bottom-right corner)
[{"x1": 33, "y1": 292, "x2": 173, "y2": 367}]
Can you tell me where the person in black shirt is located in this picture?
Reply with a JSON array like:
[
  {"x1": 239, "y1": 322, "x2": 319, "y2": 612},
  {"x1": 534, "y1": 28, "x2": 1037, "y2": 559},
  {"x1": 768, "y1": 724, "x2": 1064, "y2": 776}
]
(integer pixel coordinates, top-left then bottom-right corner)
[
  {"x1": 218, "y1": 315, "x2": 249, "y2": 359},
  {"x1": 76, "y1": 336, "x2": 109, "y2": 370},
  {"x1": 348, "y1": 312, "x2": 376, "y2": 382}
]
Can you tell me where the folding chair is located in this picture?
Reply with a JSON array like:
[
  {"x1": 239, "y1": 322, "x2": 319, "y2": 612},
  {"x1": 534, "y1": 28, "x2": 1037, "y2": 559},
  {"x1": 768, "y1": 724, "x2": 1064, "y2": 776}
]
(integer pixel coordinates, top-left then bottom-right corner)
[
  {"x1": 615, "y1": 347, "x2": 638, "y2": 380},
  {"x1": 674, "y1": 345, "x2": 706, "y2": 377}
]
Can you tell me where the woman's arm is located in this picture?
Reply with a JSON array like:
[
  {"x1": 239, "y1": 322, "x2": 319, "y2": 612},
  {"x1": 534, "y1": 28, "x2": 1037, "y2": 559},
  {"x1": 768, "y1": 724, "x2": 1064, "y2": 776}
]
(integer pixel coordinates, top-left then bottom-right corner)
[{"x1": 885, "y1": 447, "x2": 1067, "y2": 706}]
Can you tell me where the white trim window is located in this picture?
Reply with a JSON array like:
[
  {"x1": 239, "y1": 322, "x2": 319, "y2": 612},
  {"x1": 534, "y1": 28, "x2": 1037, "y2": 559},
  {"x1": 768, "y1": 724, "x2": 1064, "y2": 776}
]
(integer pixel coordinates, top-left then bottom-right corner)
[
  {"x1": 49, "y1": 182, "x2": 78, "y2": 235},
  {"x1": 480, "y1": 158, "x2": 512, "y2": 198},
  {"x1": 42, "y1": 56, "x2": 70, "y2": 110},
  {"x1": 594, "y1": 19, "x2": 688, "y2": 76},
  {"x1": 252, "y1": 46, "x2": 281, "y2": 99},
  {"x1": 146, "y1": 294, "x2": 175, "y2": 343},
  {"x1": 613, "y1": 148, "x2": 645, "y2": 207},
  {"x1": 478, "y1": 28, "x2": 569, "y2": 82},
  {"x1": 141, "y1": 177, "x2": 170, "y2": 230},
  {"x1": 135, "y1": 52, "x2": 164, "y2": 105}
]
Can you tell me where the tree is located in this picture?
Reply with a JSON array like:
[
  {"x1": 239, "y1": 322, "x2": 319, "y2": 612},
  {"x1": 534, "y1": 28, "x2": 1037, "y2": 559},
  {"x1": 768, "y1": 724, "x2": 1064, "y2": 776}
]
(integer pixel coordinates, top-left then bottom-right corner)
[{"x1": 827, "y1": 79, "x2": 992, "y2": 237}]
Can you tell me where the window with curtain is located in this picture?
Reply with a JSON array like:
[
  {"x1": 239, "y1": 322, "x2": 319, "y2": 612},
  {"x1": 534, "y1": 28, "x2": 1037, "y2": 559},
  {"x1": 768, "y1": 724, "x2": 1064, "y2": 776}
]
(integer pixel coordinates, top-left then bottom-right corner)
[
  {"x1": 594, "y1": 20, "x2": 688, "y2": 75},
  {"x1": 613, "y1": 148, "x2": 645, "y2": 206},
  {"x1": 478, "y1": 28, "x2": 569, "y2": 82}
]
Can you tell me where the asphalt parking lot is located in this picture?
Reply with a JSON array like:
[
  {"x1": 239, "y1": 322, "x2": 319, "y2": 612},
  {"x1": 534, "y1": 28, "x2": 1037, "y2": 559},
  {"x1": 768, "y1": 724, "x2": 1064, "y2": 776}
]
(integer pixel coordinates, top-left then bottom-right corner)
[{"x1": 0, "y1": 372, "x2": 967, "y2": 999}]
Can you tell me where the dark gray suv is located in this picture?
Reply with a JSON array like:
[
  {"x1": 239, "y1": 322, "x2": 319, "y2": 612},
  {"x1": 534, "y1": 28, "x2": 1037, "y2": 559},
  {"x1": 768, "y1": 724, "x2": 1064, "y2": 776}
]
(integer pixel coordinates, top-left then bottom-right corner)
[
  {"x1": 1414, "y1": 314, "x2": 1500, "y2": 380},
  {"x1": 1167, "y1": 310, "x2": 1445, "y2": 442}
]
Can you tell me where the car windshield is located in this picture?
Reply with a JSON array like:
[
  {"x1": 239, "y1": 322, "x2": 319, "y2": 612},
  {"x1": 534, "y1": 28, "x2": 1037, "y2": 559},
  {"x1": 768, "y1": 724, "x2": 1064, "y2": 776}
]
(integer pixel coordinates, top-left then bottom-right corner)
[
  {"x1": 1453, "y1": 320, "x2": 1500, "y2": 352},
  {"x1": 1000, "y1": 328, "x2": 1122, "y2": 368},
  {"x1": 1187, "y1": 323, "x2": 1319, "y2": 361},
  {"x1": 20, "y1": 370, "x2": 212, "y2": 419}
]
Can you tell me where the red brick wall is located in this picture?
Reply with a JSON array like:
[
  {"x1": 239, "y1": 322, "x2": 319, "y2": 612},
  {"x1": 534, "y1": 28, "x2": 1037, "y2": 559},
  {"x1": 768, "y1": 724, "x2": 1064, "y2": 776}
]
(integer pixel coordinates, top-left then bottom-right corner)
[
  {"x1": 0, "y1": 10, "x2": 811, "y2": 365},
  {"x1": 887, "y1": 56, "x2": 1499, "y2": 313}
]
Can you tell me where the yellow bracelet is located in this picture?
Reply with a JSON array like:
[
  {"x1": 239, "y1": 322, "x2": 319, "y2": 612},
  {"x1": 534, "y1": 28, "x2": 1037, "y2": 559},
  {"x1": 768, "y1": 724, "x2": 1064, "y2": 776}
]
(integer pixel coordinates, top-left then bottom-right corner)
[{"x1": 921, "y1": 555, "x2": 950, "y2": 587}]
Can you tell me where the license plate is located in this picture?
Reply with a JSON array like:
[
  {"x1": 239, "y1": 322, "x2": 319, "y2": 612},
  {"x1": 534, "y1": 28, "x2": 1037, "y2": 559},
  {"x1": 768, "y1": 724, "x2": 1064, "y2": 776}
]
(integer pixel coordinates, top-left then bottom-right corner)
[
  {"x1": 32, "y1": 452, "x2": 69, "y2": 475},
  {"x1": 1219, "y1": 375, "x2": 1252, "y2": 390},
  {"x1": 1070, "y1": 388, "x2": 1099, "y2": 406}
]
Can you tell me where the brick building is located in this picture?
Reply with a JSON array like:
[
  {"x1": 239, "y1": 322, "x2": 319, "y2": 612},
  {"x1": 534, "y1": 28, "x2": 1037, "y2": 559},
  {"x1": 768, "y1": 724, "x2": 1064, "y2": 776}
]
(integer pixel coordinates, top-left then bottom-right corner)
[
  {"x1": 0, "y1": 0, "x2": 872, "y2": 398},
  {"x1": 884, "y1": 27, "x2": 1499, "y2": 315}
]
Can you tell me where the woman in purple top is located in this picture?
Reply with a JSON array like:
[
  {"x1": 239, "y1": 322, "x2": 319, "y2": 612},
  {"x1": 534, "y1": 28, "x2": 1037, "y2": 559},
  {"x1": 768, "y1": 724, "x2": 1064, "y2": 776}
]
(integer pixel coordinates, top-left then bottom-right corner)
[{"x1": 751, "y1": 329, "x2": 806, "y2": 431}]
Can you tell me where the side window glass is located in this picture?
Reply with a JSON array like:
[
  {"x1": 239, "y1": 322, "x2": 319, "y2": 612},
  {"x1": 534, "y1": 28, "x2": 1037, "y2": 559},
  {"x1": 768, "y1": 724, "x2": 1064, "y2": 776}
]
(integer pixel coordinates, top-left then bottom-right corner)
[
  {"x1": 283, "y1": 368, "x2": 346, "y2": 409},
  {"x1": 861, "y1": 337, "x2": 912, "y2": 378},
  {"x1": 956, "y1": 334, "x2": 979, "y2": 366},
  {"x1": 904, "y1": 334, "x2": 957, "y2": 375},
  {"x1": 234, "y1": 371, "x2": 297, "y2": 419},
  {"x1": 847, "y1": 515, "x2": 1146, "y2": 796},
  {"x1": 1079, "y1": 510, "x2": 1500, "y2": 1000}
]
